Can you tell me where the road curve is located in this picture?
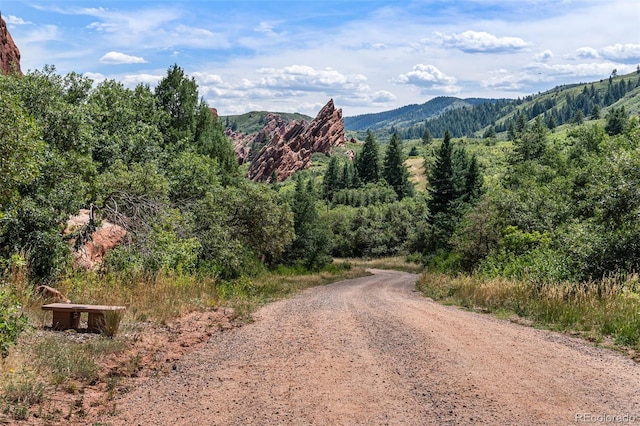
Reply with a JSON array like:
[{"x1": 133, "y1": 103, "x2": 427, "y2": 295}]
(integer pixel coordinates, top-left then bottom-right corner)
[{"x1": 107, "y1": 269, "x2": 640, "y2": 425}]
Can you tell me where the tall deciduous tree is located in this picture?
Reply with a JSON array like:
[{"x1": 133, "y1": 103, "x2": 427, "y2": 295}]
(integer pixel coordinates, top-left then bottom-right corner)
[{"x1": 383, "y1": 133, "x2": 414, "y2": 200}]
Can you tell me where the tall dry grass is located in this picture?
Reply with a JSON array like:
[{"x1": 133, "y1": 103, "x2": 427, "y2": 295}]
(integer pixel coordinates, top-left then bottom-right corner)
[
  {"x1": 1, "y1": 260, "x2": 366, "y2": 421},
  {"x1": 417, "y1": 272, "x2": 640, "y2": 350}
]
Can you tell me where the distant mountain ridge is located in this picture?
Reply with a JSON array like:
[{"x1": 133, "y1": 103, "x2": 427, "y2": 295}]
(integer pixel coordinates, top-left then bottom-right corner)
[
  {"x1": 345, "y1": 71, "x2": 640, "y2": 139},
  {"x1": 344, "y1": 97, "x2": 497, "y2": 131}
]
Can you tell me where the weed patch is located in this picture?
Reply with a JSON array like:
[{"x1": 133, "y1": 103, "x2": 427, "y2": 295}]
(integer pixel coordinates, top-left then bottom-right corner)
[{"x1": 417, "y1": 272, "x2": 640, "y2": 351}]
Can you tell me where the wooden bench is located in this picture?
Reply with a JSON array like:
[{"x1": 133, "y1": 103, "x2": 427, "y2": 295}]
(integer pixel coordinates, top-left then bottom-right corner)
[{"x1": 42, "y1": 303, "x2": 126, "y2": 333}]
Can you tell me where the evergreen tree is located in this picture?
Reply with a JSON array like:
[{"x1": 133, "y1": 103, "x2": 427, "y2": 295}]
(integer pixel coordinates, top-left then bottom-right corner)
[
  {"x1": 507, "y1": 121, "x2": 517, "y2": 141},
  {"x1": 428, "y1": 130, "x2": 454, "y2": 216},
  {"x1": 284, "y1": 177, "x2": 332, "y2": 270},
  {"x1": 341, "y1": 161, "x2": 358, "y2": 189},
  {"x1": 464, "y1": 154, "x2": 483, "y2": 203},
  {"x1": 322, "y1": 156, "x2": 340, "y2": 201},
  {"x1": 194, "y1": 100, "x2": 237, "y2": 183},
  {"x1": 605, "y1": 106, "x2": 628, "y2": 136},
  {"x1": 515, "y1": 110, "x2": 527, "y2": 134},
  {"x1": 155, "y1": 64, "x2": 199, "y2": 152},
  {"x1": 482, "y1": 125, "x2": 496, "y2": 139},
  {"x1": 422, "y1": 128, "x2": 433, "y2": 145},
  {"x1": 512, "y1": 116, "x2": 547, "y2": 163},
  {"x1": 382, "y1": 133, "x2": 415, "y2": 200},
  {"x1": 572, "y1": 110, "x2": 584, "y2": 125},
  {"x1": 356, "y1": 131, "x2": 381, "y2": 185}
]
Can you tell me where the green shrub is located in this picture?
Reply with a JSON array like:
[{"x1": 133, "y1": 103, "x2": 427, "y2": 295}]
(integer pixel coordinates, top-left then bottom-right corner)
[{"x1": 0, "y1": 287, "x2": 29, "y2": 358}]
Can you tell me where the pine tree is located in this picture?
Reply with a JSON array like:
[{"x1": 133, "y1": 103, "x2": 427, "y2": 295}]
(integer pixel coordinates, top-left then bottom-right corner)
[
  {"x1": 383, "y1": 133, "x2": 415, "y2": 200},
  {"x1": 422, "y1": 128, "x2": 433, "y2": 145},
  {"x1": 322, "y1": 156, "x2": 339, "y2": 201},
  {"x1": 284, "y1": 177, "x2": 332, "y2": 270},
  {"x1": 428, "y1": 130, "x2": 454, "y2": 216},
  {"x1": 605, "y1": 106, "x2": 628, "y2": 136},
  {"x1": 513, "y1": 116, "x2": 547, "y2": 163},
  {"x1": 464, "y1": 154, "x2": 483, "y2": 203},
  {"x1": 155, "y1": 64, "x2": 199, "y2": 151},
  {"x1": 356, "y1": 131, "x2": 380, "y2": 185},
  {"x1": 515, "y1": 110, "x2": 527, "y2": 135}
]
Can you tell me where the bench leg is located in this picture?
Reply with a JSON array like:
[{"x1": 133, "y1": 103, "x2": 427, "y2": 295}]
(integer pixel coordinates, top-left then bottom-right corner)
[
  {"x1": 52, "y1": 311, "x2": 80, "y2": 330},
  {"x1": 88, "y1": 312, "x2": 105, "y2": 333}
]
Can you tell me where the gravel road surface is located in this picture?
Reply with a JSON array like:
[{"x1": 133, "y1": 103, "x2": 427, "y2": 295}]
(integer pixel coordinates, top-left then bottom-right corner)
[{"x1": 105, "y1": 269, "x2": 640, "y2": 425}]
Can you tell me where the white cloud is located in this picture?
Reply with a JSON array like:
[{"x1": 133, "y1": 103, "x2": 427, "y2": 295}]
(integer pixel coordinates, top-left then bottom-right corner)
[
  {"x1": 297, "y1": 102, "x2": 325, "y2": 115},
  {"x1": 254, "y1": 22, "x2": 278, "y2": 37},
  {"x1": 396, "y1": 64, "x2": 461, "y2": 95},
  {"x1": 192, "y1": 72, "x2": 224, "y2": 85},
  {"x1": 370, "y1": 91, "x2": 396, "y2": 103},
  {"x1": 99, "y1": 51, "x2": 147, "y2": 64},
  {"x1": 5, "y1": 15, "x2": 32, "y2": 25},
  {"x1": 252, "y1": 65, "x2": 369, "y2": 92},
  {"x1": 83, "y1": 72, "x2": 106, "y2": 82},
  {"x1": 437, "y1": 30, "x2": 530, "y2": 53},
  {"x1": 540, "y1": 62, "x2": 635, "y2": 77},
  {"x1": 481, "y1": 69, "x2": 542, "y2": 91},
  {"x1": 121, "y1": 73, "x2": 163, "y2": 87},
  {"x1": 599, "y1": 43, "x2": 640, "y2": 62},
  {"x1": 397, "y1": 64, "x2": 456, "y2": 86},
  {"x1": 573, "y1": 47, "x2": 600, "y2": 60},
  {"x1": 534, "y1": 50, "x2": 553, "y2": 62}
]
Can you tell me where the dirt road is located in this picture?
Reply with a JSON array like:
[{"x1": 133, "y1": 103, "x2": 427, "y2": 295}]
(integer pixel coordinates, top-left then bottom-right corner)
[{"x1": 106, "y1": 269, "x2": 640, "y2": 425}]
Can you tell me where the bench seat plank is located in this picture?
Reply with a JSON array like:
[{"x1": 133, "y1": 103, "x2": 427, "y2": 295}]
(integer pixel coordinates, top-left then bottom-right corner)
[
  {"x1": 42, "y1": 303, "x2": 126, "y2": 332},
  {"x1": 42, "y1": 303, "x2": 126, "y2": 313}
]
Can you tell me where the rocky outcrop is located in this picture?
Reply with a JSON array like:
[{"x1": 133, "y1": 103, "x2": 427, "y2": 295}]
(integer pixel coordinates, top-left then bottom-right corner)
[
  {"x1": 0, "y1": 14, "x2": 22, "y2": 75},
  {"x1": 245, "y1": 99, "x2": 345, "y2": 182},
  {"x1": 66, "y1": 209, "x2": 127, "y2": 270}
]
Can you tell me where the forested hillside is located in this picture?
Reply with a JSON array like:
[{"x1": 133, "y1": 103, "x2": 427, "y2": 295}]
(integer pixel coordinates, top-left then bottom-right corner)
[
  {"x1": 344, "y1": 96, "x2": 492, "y2": 131},
  {"x1": 223, "y1": 111, "x2": 312, "y2": 135},
  {"x1": 346, "y1": 71, "x2": 640, "y2": 139}
]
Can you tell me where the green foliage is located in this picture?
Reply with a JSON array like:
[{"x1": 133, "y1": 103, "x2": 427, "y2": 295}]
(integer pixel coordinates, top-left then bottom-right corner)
[
  {"x1": 87, "y1": 79, "x2": 165, "y2": 171},
  {"x1": 193, "y1": 183, "x2": 294, "y2": 278},
  {"x1": 322, "y1": 156, "x2": 340, "y2": 201},
  {"x1": 605, "y1": 106, "x2": 628, "y2": 136},
  {"x1": 355, "y1": 131, "x2": 381, "y2": 184},
  {"x1": 382, "y1": 133, "x2": 415, "y2": 199},
  {"x1": 324, "y1": 196, "x2": 430, "y2": 258},
  {"x1": 511, "y1": 116, "x2": 547, "y2": 163},
  {"x1": 425, "y1": 130, "x2": 483, "y2": 255},
  {"x1": 283, "y1": 178, "x2": 332, "y2": 270},
  {"x1": 427, "y1": 130, "x2": 454, "y2": 217},
  {"x1": 0, "y1": 288, "x2": 28, "y2": 358},
  {"x1": 332, "y1": 181, "x2": 398, "y2": 208},
  {"x1": 155, "y1": 64, "x2": 199, "y2": 152},
  {"x1": 0, "y1": 90, "x2": 44, "y2": 207}
]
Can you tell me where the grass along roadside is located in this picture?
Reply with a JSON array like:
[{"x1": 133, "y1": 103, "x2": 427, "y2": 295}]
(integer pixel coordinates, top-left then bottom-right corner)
[
  {"x1": 338, "y1": 256, "x2": 424, "y2": 274},
  {"x1": 416, "y1": 272, "x2": 640, "y2": 356},
  {"x1": 1, "y1": 260, "x2": 367, "y2": 423}
]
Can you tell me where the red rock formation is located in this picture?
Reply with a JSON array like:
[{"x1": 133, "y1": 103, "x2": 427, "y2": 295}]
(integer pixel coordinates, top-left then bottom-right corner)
[
  {"x1": 66, "y1": 209, "x2": 127, "y2": 270},
  {"x1": 0, "y1": 14, "x2": 22, "y2": 75},
  {"x1": 246, "y1": 99, "x2": 345, "y2": 182}
]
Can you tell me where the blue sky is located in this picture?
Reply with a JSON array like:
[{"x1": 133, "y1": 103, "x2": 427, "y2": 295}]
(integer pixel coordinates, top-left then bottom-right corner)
[{"x1": 3, "y1": 0, "x2": 639, "y2": 116}]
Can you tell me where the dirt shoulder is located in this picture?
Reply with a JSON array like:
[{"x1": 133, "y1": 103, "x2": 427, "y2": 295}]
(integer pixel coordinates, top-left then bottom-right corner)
[{"x1": 94, "y1": 269, "x2": 639, "y2": 425}]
